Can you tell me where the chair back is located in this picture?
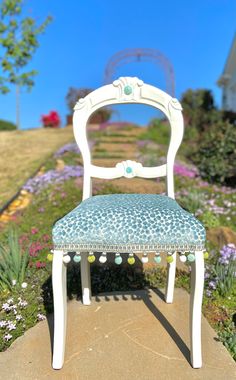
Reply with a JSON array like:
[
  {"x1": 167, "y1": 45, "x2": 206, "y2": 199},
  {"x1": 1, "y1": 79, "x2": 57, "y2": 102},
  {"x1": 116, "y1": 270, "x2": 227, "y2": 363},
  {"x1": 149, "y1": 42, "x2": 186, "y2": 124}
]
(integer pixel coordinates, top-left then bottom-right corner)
[{"x1": 73, "y1": 77, "x2": 184, "y2": 200}]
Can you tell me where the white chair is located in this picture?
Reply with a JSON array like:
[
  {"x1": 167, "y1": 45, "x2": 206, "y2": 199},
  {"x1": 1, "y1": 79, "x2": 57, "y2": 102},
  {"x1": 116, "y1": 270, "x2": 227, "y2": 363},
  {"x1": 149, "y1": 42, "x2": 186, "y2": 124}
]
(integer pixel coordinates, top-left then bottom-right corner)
[{"x1": 51, "y1": 77, "x2": 205, "y2": 370}]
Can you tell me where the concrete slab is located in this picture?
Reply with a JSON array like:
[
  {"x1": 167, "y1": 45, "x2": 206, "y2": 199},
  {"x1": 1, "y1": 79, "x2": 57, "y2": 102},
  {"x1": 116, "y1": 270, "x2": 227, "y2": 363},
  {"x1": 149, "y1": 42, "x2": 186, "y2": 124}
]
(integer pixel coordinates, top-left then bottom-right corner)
[{"x1": 0, "y1": 289, "x2": 235, "y2": 380}]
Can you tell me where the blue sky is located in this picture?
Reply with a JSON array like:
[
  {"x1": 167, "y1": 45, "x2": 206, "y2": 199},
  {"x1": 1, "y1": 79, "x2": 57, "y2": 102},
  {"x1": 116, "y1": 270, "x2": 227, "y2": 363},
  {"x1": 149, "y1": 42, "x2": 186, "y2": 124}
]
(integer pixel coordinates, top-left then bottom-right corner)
[{"x1": 0, "y1": 0, "x2": 235, "y2": 129}]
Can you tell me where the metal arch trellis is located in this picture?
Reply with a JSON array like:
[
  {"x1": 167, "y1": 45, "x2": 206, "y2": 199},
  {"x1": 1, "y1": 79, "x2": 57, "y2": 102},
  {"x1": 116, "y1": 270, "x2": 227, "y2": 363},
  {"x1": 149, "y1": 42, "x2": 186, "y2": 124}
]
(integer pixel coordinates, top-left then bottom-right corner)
[{"x1": 104, "y1": 48, "x2": 175, "y2": 97}]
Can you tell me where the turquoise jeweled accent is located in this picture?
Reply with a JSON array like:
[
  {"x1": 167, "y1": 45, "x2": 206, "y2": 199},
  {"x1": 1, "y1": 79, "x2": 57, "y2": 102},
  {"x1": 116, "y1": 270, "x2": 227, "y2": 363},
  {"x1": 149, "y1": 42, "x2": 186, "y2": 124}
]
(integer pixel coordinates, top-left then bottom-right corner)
[
  {"x1": 154, "y1": 255, "x2": 162, "y2": 264},
  {"x1": 115, "y1": 253, "x2": 122, "y2": 265},
  {"x1": 52, "y1": 194, "x2": 206, "y2": 252},
  {"x1": 124, "y1": 85, "x2": 132, "y2": 95},
  {"x1": 73, "y1": 254, "x2": 81, "y2": 263},
  {"x1": 126, "y1": 166, "x2": 132, "y2": 174},
  {"x1": 187, "y1": 253, "x2": 195, "y2": 262}
]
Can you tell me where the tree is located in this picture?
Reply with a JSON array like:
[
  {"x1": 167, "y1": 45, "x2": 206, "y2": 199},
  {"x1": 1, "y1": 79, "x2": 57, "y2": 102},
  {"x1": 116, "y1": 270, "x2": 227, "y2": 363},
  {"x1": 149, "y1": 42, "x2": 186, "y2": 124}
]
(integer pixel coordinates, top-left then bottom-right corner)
[
  {"x1": 0, "y1": 0, "x2": 52, "y2": 94},
  {"x1": 181, "y1": 89, "x2": 217, "y2": 133}
]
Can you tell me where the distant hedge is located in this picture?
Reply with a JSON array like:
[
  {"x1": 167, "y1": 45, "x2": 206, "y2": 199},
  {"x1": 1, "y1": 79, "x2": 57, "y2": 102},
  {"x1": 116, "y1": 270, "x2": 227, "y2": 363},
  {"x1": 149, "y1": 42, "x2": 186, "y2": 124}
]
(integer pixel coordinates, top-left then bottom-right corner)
[{"x1": 0, "y1": 120, "x2": 17, "y2": 131}]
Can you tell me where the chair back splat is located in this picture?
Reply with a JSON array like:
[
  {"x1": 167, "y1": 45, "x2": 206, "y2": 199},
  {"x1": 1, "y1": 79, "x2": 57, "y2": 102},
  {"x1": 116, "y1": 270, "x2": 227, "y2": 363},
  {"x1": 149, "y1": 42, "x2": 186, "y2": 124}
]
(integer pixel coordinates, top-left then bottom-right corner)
[{"x1": 72, "y1": 77, "x2": 184, "y2": 200}]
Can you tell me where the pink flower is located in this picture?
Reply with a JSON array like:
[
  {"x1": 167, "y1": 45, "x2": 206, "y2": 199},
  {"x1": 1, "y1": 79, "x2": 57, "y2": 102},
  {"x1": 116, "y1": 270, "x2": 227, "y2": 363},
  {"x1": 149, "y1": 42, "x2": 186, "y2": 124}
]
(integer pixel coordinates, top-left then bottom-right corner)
[
  {"x1": 31, "y1": 227, "x2": 39, "y2": 235},
  {"x1": 35, "y1": 261, "x2": 46, "y2": 269},
  {"x1": 29, "y1": 241, "x2": 43, "y2": 256}
]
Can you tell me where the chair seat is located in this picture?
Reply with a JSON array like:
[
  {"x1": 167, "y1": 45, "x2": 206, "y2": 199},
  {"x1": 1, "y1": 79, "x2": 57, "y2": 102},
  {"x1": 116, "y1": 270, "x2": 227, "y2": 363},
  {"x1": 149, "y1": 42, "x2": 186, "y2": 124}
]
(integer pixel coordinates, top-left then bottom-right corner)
[{"x1": 52, "y1": 194, "x2": 205, "y2": 252}]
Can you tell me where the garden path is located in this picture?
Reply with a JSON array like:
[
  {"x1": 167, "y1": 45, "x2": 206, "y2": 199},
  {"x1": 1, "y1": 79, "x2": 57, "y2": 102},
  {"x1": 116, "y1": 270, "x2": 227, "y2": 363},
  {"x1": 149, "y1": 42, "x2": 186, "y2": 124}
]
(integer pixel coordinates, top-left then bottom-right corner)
[{"x1": 0, "y1": 289, "x2": 235, "y2": 379}]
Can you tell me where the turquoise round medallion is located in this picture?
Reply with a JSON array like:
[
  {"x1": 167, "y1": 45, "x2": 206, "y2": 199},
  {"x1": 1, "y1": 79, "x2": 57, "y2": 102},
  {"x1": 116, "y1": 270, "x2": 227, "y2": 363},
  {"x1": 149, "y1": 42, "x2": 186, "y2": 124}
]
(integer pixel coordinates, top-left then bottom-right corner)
[
  {"x1": 126, "y1": 166, "x2": 132, "y2": 174},
  {"x1": 124, "y1": 85, "x2": 132, "y2": 95}
]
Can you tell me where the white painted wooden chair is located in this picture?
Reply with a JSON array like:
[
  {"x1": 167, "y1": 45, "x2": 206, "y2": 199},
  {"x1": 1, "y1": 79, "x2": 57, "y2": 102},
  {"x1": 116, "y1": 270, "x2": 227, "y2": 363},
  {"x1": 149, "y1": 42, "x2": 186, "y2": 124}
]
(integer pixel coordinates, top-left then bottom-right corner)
[{"x1": 51, "y1": 77, "x2": 206, "y2": 369}]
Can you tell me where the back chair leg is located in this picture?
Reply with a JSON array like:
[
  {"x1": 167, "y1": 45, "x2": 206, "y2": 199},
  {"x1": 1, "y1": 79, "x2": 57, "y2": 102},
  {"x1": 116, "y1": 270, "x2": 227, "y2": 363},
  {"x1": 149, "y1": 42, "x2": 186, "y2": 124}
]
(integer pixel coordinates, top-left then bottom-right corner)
[
  {"x1": 81, "y1": 252, "x2": 92, "y2": 305},
  {"x1": 190, "y1": 250, "x2": 204, "y2": 368},
  {"x1": 165, "y1": 252, "x2": 176, "y2": 303},
  {"x1": 52, "y1": 250, "x2": 67, "y2": 369}
]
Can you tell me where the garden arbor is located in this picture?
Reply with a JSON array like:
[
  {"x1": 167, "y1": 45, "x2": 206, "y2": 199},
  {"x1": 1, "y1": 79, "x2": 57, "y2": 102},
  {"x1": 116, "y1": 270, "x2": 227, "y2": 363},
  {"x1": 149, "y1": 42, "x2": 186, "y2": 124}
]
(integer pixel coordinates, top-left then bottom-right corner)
[{"x1": 104, "y1": 48, "x2": 175, "y2": 96}]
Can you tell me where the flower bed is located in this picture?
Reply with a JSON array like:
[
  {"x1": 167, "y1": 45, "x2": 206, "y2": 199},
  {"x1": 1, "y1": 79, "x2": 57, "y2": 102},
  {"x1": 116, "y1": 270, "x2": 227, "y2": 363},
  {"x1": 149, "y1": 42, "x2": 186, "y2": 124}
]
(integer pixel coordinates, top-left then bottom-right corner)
[{"x1": 0, "y1": 127, "x2": 235, "y2": 360}]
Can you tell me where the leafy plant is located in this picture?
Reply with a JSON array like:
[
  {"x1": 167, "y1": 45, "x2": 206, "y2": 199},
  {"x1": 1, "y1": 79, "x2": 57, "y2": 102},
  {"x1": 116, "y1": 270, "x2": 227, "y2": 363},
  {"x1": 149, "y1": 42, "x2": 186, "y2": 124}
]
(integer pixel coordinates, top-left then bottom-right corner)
[
  {"x1": 0, "y1": 229, "x2": 29, "y2": 290},
  {"x1": 213, "y1": 261, "x2": 236, "y2": 297},
  {"x1": 194, "y1": 120, "x2": 236, "y2": 185},
  {"x1": 178, "y1": 189, "x2": 205, "y2": 214},
  {"x1": 0, "y1": 0, "x2": 52, "y2": 94},
  {"x1": 66, "y1": 87, "x2": 113, "y2": 122},
  {"x1": 217, "y1": 321, "x2": 236, "y2": 360},
  {"x1": 0, "y1": 119, "x2": 16, "y2": 131},
  {"x1": 181, "y1": 89, "x2": 217, "y2": 133},
  {"x1": 139, "y1": 118, "x2": 170, "y2": 145},
  {"x1": 201, "y1": 211, "x2": 220, "y2": 229}
]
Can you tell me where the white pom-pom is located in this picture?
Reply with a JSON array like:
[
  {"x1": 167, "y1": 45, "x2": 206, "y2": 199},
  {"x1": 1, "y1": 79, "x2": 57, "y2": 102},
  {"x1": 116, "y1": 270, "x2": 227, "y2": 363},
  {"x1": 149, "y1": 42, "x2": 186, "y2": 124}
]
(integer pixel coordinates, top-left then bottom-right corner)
[
  {"x1": 99, "y1": 252, "x2": 107, "y2": 264},
  {"x1": 141, "y1": 254, "x2": 148, "y2": 264},
  {"x1": 180, "y1": 255, "x2": 187, "y2": 263},
  {"x1": 63, "y1": 255, "x2": 71, "y2": 263}
]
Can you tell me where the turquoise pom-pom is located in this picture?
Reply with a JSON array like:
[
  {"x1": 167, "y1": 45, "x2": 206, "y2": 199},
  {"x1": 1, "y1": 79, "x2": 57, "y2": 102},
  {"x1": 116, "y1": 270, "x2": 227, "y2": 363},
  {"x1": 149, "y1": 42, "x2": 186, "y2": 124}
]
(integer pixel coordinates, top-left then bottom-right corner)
[
  {"x1": 154, "y1": 255, "x2": 162, "y2": 264},
  {"x1": 187, "y1": 253, "x2": 195, "y2": 262},
  {"x1": 115, "y1": 255, "x2": 122, "y2": 265},
  {"x1": 73, "y1": 254, "x2": 81, "y2": 263}
]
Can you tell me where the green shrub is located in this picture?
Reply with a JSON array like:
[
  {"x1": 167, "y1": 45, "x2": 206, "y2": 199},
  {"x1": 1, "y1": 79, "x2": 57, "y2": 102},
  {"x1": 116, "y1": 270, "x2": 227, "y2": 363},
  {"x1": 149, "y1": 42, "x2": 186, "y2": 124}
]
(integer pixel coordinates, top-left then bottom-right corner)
[
  {"x1": 201, "y1": 211, "x2": 221, "y2": 229},
  {"x1": 217, "y1": 321, "x2": 236, "y2": 360},
  {"x1": 0, "y1": 229, "x2": 29, "y2": 291},
  {"x1": 0, "y1": 119, "x2": 16, "y2": 131},
  {"x1": 194, "y1": 120, "x2": 236, "y2": 184},
  {"x1": 139, "y1": 118, "x2": 170, "y2": 145}
]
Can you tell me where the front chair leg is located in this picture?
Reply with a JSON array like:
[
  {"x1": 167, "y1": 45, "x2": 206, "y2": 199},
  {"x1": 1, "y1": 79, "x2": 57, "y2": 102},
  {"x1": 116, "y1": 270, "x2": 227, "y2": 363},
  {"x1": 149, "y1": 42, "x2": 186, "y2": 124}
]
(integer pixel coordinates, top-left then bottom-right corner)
[
  {"x1": 81, "y1": 252, "x2": 92, "y2": 305},
  {"x1": 165, "y1": 252, "x2": 176, "y2": 303},
  {"x1": 190, "y1": 250, "x2": 204, "y2": 368},
  {"x1": 52, "y1": 250, "x2": 67, "y2": 369}
]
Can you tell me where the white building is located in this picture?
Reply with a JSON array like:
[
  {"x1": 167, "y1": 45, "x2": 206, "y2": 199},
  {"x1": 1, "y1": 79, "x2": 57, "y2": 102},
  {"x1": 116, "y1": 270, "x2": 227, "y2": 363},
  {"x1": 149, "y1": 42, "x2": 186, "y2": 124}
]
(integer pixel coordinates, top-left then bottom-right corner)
[{"x1": 218, "y1": 34, "x2": 236, "y2": 112}]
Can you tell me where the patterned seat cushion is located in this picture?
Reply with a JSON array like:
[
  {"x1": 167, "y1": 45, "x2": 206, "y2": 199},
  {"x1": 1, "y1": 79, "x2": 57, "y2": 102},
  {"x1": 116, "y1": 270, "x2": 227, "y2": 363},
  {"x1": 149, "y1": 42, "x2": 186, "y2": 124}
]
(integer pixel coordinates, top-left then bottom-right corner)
[{"x1": 52, "y1": 194, "x2": 206, "y2": 252}]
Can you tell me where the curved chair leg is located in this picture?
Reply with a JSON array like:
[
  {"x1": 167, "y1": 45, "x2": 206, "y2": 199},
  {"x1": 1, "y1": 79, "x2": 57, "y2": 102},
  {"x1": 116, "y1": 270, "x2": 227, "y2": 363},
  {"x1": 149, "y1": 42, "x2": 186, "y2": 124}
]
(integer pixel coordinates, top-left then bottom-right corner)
[
  {"x1": 81, "y1": 252, "x2": 91, "y2": 305},
  {"x1": 165, "y1": 252, "x2": 176, "y2": 303},
  {"x1": 190, "y1": 250, "x2": 204, "y2": 368},
  {"x1": 52, "y1": 250, "x2": 67, "y2": 369}
]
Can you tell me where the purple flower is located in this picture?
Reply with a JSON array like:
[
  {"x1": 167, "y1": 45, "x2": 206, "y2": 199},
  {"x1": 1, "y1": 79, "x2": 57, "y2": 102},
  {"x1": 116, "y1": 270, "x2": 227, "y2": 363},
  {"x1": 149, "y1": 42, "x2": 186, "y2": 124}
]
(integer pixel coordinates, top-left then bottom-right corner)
[
  {"x1": 7, "y1": 322, "x2": 16, "y2": 331},
  {"x1": 23, "y1": 165, "x2": 83, "y2": 194},
  {"x1": 209, "y1": 280, "x2": 217, "y2": 290},
  {"x1": 54, "y1": 143, "x2": 80, "y2": 157},
  {"x1": 37, "y1": 313, "x2": 46, "y2": 321},
  {"x1": 205, "y1": 289, "x2": 212, "y2": 297},
  {"x1": 219, "y1": 244, "x2": 236, "y2": 265},
  {"x1": 174, "y1": 162, "x2": 198, "y2": 178},
  {"x1": 0, "y1": 320, "x2": 7, "y2": 328},
  {"x1": 4, "y1": 333, "x2": 12, "y2": 341}
]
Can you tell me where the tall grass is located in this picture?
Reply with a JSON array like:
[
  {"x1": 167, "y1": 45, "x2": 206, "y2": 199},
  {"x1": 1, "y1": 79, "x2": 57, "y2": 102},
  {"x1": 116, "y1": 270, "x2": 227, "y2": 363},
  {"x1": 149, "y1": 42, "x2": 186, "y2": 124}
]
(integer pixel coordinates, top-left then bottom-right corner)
[{"x1": 0, "y1": 229, "x2": 29, "y2": 291}]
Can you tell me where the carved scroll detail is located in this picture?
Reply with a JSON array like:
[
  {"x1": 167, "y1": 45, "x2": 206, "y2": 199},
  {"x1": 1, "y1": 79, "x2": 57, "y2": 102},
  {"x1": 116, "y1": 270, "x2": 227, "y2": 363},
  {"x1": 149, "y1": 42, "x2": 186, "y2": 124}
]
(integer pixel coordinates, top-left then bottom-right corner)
[
  {"x1": 116, "y1": 160, "x2": 143, "y2": 178},
  {"x1": 113, "y1": 76, "x2": 144, "y2": 101}
]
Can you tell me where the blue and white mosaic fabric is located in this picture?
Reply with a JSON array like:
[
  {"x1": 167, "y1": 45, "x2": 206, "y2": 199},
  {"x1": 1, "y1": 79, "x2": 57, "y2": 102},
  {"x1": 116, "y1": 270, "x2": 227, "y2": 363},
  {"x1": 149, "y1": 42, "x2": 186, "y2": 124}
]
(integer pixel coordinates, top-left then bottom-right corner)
[{"x1": 52, "y1": 194, "x2": 206, "y2": 252}]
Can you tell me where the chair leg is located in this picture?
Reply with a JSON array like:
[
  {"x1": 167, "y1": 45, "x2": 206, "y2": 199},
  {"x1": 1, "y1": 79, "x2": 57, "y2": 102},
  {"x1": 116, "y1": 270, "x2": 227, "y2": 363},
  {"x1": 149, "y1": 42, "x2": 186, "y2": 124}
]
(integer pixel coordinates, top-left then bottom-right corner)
[
  {"x1": 81, "y1": 252, "x2": 92, "y2": 305},
  {"x1": 52, "y1": 250, "x2": 67, "y2": 369},
  {"x1": 190, "y1": 250, "x2": 204, "y2": 368},
  {"x1": 165, "y1": 252, "x2": 176, "y2": 303}
]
